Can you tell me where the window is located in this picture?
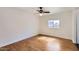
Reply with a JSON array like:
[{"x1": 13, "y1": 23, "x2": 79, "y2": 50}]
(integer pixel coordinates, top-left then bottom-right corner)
[{"x1": 48, "y1": 20, "x2": 60, "y2": 28}]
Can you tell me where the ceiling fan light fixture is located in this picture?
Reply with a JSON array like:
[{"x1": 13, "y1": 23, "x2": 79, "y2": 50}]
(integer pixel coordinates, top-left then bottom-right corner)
[{"x1": 39, "y1": 13, "x2": 43, "y2": 16}]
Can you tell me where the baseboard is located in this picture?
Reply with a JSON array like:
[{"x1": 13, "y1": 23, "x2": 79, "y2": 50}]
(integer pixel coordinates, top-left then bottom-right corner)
[
  {"x1": 1, "y1": 34, "x2": 71, "y2": 48},
  {"x1": 38, "y1": 34, "x2": 71, "y2": 40},
  {"x1": 0, "y1": 34, "x2": 38, "y2": 47}
]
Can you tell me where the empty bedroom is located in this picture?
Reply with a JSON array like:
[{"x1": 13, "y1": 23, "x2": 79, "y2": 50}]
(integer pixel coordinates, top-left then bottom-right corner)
[{"x1": 0, "y1": 7, "x2": 78, "y2": 51}]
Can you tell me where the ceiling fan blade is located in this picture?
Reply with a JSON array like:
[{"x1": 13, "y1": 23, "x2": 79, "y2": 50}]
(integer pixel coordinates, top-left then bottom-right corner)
[
  {"x1": 37, "y1": 10, "x2": 40, "y2": 12},
  {"x1": 43, "y1": 11, "x2": 50, "y2": 13}
]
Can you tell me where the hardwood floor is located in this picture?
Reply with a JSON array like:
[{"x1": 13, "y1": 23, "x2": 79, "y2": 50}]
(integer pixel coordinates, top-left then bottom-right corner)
[{"x1": 1, "y1": 35, "x2": 78, "y2": 51}]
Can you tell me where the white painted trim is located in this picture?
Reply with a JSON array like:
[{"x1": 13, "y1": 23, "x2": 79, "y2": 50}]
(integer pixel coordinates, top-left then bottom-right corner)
[
  {"x1": 0, "y1": 33, "x2": 38, "y2": 47},
  {"x1": 71, "y1": 8, "x2": 79, "y2": 43},
  {"x1": 72, "y1": 9, "x2": 76, "y2": 43}
]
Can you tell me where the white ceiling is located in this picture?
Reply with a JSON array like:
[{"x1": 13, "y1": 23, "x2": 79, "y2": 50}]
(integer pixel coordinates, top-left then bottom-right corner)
[{"x1": 17, "y1": 7, "x2": 75, "y2": 16}]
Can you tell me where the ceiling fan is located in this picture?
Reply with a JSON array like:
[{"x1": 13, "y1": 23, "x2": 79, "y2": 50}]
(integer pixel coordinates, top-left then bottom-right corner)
[{"x1": 37, "y1": 7, "x2": 50, "y2": 16}]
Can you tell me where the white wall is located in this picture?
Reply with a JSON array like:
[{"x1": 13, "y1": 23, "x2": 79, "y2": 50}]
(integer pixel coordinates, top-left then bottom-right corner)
[
  {"x1": 0, "y1": 8, "x2": 39, "y2": 47},
  {"x1": 39, "y1": 10, "x2": 72, "y2": 39}
]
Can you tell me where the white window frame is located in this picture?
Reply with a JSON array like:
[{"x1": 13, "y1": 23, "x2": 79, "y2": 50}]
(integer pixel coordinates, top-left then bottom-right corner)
[{"x1": 48, "y1": 20, "x2": 60, "y2": 28}]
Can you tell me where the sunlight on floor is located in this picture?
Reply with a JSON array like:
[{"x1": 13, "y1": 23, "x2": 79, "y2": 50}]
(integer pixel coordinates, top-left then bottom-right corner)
[
  {"x1": 37, "y1": 36, "x2": 57, "y2": 42},
  {"x1": 47, "y1": 41, "x2": 61, "y2": 51},
  {"x1": 37, "y1": 36, "x2": 61, "y2": 50}
]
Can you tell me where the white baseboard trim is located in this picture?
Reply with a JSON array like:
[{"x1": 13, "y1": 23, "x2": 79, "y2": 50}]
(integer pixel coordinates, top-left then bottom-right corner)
[{"x1": 0, "y1": 33, "x2": 38, "y2": 47}]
